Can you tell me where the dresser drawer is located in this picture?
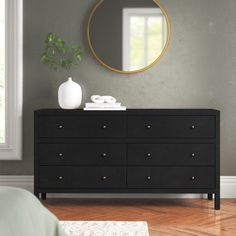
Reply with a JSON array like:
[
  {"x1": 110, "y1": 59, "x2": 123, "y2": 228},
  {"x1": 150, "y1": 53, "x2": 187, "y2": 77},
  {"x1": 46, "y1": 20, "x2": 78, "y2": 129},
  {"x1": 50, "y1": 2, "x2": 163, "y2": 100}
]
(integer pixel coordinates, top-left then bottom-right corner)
[
  {"x1": 128, "y1": 144, "x2": 215, "y2": 166},
  {"x1": 127, "y1": 167, "x2": 215, "y2": 188},
  {"x1": 39, "y1": 144, "x2": 126, "y2": 165},
  {"x1": 127, "y1": 116, "x2": 215, "y2": 138},
  {"x1": 38, "y1": 116, "x2": 126, "y2": 138},
  {"x1": 39, "y1": 167, "x2": 126, "y2": 189}
]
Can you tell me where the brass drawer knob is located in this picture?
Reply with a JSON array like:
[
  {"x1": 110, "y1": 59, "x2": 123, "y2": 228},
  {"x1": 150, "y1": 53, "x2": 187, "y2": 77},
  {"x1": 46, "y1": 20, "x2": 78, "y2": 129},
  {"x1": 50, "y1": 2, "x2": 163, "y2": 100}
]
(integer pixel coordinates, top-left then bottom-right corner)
[
  {"x1": 146, "y1": 153, "x2": 151, "y2": 158},
  {"x1": 58, "y1": 125, "x2": 63, "y2": 129},
  {"x1": 191, "y1": 153, "x2": 196, "y2": 158},
  {"x1": 101, "y1": 176, "x2": 107, "y2": 180},
  {"x1": 146, "y1": 176, "x2": 151, "y2": 181},
  {"x1": 58, "y1": 153, "x2": 63, "y2": 158},
  {"x1": 102, "y1": 125, "x2": 107, "y2": 129},
  {"x1": 102, "y1": 153, "x2": 107, "y2": 157},
  {"x1": 58, "y1": 176, "x2": 63, "y2": 180},
  {"x1": 191, "y1": 176, "x2": 196, "y2": 181},
  {"x1": 191, "y1": 125, "x2": 195, "y2": 130},
  {"x1": 146, "y1": 125, "x2": 151, "y2": 129}
]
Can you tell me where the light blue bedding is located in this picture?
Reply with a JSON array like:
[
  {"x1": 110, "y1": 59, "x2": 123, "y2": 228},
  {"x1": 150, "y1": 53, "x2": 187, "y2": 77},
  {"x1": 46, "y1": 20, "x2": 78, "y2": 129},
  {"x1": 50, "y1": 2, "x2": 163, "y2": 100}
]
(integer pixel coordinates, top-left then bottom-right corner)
[{"x1": 0, "y1": 187, "x2": 66, "y2": 236}]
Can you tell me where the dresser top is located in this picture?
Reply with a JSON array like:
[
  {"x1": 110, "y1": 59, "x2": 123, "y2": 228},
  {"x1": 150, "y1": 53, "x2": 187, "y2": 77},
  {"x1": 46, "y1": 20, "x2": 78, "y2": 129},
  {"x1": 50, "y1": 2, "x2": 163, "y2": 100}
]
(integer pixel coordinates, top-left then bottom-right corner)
[{"x1": 35, "y1": 109, "x2": 220, "y2": 116}]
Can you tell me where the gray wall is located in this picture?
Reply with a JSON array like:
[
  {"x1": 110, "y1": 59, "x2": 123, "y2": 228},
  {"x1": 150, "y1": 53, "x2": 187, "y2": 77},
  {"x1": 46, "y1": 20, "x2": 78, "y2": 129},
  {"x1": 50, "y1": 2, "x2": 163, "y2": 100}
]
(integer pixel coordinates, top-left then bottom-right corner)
[{"x1": 0, "y1": 0, "x2": 235, "y2": 175}]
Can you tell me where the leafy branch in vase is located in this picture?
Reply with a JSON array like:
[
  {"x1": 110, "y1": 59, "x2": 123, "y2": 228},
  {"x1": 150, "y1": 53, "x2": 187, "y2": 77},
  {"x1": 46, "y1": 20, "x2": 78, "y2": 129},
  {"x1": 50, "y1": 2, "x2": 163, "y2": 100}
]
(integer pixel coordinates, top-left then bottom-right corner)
[{"x1": 40, "y1": 32, "x2": 83, "y2": 77}]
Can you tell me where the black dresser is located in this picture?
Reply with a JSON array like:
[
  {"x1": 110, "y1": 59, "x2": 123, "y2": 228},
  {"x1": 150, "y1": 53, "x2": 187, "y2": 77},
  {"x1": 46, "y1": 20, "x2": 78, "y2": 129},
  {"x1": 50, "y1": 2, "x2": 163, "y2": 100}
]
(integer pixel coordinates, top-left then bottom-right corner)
[{"x1": 34, "y1": 109, "x2": 220, "y2": 209}]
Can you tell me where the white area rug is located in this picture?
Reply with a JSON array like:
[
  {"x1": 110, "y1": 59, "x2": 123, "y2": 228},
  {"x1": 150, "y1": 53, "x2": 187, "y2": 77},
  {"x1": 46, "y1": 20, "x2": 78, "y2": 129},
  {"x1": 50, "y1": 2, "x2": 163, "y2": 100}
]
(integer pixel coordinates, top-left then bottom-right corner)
[{"x1": 60, "y1": 221, "x2": 149, "y2": 236}]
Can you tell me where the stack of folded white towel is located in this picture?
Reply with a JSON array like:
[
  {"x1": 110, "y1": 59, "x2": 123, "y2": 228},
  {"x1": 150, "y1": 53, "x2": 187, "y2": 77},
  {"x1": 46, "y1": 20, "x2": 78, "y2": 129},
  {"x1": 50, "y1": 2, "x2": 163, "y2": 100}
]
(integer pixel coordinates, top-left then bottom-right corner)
[{"x1": 84, "y1": 95, "x2": 126, "y2": 111}]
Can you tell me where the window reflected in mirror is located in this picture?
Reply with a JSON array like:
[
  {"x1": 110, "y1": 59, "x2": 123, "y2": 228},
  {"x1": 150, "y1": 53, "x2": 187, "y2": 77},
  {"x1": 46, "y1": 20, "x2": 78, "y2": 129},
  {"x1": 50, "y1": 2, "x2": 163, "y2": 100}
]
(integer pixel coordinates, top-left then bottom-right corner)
[
  {"x1": 87, "y1": 0, "x2": 170, "y2": 74},
  {"x1": 123, "y1": 8, "x2": 167, "y2": 71}
]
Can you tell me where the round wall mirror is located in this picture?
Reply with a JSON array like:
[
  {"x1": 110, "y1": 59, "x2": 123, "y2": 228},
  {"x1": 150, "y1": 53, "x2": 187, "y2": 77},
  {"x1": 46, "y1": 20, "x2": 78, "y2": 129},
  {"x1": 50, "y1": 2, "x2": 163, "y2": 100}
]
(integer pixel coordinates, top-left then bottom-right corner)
[{"x1": 87, "y1": 0, "x2": 170, "y2": 74}]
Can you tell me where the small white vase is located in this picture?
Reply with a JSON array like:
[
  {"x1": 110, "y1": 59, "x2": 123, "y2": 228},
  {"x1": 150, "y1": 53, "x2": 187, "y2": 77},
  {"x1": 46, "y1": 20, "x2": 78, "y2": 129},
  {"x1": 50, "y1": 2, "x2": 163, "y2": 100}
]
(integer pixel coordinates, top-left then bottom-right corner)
[{"x1": 58, "y1": 77, "x2": 82, "y2": 109}]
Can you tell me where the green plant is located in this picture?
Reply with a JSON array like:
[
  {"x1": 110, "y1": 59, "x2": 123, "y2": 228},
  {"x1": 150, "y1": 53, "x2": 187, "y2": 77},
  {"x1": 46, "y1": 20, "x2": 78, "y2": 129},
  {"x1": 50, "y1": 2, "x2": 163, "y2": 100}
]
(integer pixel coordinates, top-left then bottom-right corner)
[{"x1": 40, "y1": 32, "x2": 83, "y2": 77}]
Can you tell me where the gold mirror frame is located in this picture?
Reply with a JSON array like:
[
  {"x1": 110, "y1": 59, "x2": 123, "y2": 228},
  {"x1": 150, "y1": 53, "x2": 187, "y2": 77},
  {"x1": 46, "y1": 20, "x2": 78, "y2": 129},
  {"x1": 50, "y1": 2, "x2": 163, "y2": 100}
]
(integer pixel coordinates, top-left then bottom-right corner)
[{"x1": 87, "y1": 0, "x2": 171, "y2": 74}]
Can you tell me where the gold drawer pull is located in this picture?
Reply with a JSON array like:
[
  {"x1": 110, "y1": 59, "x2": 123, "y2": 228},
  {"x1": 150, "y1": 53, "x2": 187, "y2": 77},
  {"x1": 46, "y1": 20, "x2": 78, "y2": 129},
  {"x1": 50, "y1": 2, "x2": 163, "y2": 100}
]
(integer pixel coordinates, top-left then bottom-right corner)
[
  {"x1": 102, "y1": 153, "x2": 108, "y2": 157},
  {"x1": 101, "y1": 176, "x2": 107, "y2": 181},
  {"x1": 101, "y1": 124, "x2": 107, "y2": 129},
  {"x1": 146, "y1": 176, "x2": 151, "y2": 181},
  {"x1": 146, "y1": 153, "x2": 151, "y2": 158},
  {"x1": 58, "y1": 153, "x2": 63, "y2": 158},
  {"x1": 190, "y1": 176, "x2": 196, "y2": 181},
  {"x1": 146, "y1": 125, "x2": 151, "y2": 129},
  {"x1": 58, "y1": 125, "x2": 63, "y2": 129},
  {"x1": 58, "y1": 176, "x2": 63, "y2": 180}
]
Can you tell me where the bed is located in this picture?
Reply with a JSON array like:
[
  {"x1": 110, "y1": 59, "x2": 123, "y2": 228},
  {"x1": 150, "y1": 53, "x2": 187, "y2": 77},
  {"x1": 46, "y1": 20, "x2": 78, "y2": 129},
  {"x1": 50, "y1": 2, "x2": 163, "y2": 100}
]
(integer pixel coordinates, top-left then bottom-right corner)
[{"x1": 0, "y1": 187, "x2": 66, "y2": 236}]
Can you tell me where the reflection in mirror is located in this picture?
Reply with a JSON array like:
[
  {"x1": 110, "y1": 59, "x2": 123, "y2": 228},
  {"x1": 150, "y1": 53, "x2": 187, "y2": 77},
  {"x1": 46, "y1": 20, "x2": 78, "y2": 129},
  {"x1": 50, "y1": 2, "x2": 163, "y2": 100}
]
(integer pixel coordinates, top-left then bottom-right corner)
[
  {"x1": 123, "y1": 8, "x2": 167, "y2": 71},
  {"x1": 88, "y1": 0, "x2": 170, "y2": 74}
]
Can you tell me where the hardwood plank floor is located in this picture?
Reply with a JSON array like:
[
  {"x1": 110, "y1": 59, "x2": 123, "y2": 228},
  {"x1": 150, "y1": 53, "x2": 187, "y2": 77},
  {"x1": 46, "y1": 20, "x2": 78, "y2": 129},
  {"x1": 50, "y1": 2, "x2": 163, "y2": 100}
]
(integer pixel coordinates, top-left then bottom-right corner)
[{"x1": 44, "y1": 198, "x2": 236, "y2": 236}]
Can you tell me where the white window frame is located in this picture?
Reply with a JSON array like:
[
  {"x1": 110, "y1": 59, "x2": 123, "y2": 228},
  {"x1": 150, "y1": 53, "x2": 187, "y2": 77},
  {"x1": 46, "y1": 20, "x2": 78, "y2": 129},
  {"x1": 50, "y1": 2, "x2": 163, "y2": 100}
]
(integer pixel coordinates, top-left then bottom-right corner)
[
  {"x1": 0, "y1": 0, "x2": 23, "y2": 160},
  {"x1": 122, "y1": 8, "x2": 167, "y2": 71}
]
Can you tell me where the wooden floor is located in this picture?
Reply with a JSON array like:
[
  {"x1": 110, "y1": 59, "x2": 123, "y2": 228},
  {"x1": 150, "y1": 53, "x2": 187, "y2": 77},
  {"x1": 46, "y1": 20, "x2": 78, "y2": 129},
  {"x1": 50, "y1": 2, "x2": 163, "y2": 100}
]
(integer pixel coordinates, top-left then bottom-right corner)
[{"x1": 44, "y1": 198, "x2": 236, "y2": 236}]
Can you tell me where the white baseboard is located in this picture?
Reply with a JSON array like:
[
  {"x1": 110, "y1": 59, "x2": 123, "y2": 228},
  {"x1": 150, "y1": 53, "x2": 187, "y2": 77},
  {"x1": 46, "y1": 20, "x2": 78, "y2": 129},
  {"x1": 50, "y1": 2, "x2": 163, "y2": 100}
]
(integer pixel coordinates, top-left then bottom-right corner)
[
  {"x1": 0, "y1": 176, "x2": 235, "y2": 198},
  {"x1": 220, "y1": 176, "x2": 236, "y2": 198},
  {"x1": 0, "y1": 175, "x2": 33, "y2": 192}
]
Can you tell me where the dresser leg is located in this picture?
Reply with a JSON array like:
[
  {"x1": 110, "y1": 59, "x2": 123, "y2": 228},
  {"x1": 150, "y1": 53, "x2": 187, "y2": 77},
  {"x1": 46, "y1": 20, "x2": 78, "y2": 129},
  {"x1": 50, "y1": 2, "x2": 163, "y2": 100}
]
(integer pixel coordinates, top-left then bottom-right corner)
[
  {"x1": 34, "y1": 190, "x2": 39, "y2": 199},
  {"x1": 41, "y1": 193, "x2": 47, "y2": 200},
  {"x1": 208, "y1": 193, "x2": 213, "y2": 200},
  {"x1": 214, "y1": 192, "x2": 220, "y2": 210}
]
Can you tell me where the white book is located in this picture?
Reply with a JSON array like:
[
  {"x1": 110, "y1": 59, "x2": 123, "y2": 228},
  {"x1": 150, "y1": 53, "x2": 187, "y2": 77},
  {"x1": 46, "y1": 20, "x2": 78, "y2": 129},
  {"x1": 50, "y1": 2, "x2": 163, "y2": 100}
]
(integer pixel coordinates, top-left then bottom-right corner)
[
  {"x1": 85, "y1": 103, "x2": 121, "y2": 108},
  {"x1": 84, "y1": 106, "x2": 126, "y2": 111}
]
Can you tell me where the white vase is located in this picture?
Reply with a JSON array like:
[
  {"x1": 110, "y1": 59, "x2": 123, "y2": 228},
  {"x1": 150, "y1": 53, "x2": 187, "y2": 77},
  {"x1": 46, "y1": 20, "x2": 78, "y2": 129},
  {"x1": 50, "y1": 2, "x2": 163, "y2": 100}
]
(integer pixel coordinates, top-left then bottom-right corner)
[{"x1": 58, "y1": 77, "x2": 82, "y2": 109}]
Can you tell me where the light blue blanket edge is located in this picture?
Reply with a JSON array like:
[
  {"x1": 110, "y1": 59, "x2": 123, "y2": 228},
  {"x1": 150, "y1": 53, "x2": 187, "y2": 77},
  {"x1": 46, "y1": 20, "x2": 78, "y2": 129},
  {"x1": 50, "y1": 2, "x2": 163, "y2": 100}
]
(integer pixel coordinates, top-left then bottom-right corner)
[{"x1": 0, "y1": 187, "x2": 66, "y2": 236}]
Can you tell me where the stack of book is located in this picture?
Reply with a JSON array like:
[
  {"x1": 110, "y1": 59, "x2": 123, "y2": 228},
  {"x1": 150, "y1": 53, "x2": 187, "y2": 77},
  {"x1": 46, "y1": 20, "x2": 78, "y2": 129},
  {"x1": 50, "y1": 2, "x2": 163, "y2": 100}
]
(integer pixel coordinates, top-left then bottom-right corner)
[{"x1": 84, "y1": 102, "x2": 126, "y2": 111}]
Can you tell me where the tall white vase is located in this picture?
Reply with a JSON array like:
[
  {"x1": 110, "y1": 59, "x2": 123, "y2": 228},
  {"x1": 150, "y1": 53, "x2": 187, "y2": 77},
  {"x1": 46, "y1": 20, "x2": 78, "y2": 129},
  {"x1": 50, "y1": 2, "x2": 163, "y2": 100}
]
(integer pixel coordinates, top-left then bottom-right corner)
[{"x1": 58, "y1": 77, "x2": 82, "y2": 109}]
